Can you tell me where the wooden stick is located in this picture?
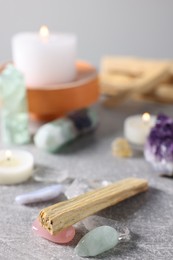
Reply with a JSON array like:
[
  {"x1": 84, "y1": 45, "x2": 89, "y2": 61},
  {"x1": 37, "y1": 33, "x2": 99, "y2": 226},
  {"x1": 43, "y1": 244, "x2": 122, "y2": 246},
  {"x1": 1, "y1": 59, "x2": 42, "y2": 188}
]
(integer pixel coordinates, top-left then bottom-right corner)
[{"x1": 39, "y1": 178, "x2": 148, "y2": 235}]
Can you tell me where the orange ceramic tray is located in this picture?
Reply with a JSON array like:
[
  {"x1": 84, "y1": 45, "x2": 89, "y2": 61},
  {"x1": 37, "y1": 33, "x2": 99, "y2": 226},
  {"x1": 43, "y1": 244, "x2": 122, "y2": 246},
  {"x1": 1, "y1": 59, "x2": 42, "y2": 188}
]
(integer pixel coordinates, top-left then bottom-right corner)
[
  {"x1": 0, "y1": 61, "x2": 99, "y2": 121},
  {"x1": 27, "y1": 61, "x2": 99, "y2": 121}
]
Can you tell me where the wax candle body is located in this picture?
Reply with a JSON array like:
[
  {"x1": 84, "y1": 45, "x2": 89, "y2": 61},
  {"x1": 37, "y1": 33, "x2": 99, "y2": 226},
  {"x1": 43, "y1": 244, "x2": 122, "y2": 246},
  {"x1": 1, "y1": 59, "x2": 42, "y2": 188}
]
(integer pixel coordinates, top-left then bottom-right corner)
[
  {"x1": 0, "y1": 150, "x2": 34, "y2": 185},
  {"x1": 124, "y1": 115, "x2": 156, "y2": 145},
  {"x1": 12, "y1": 32, "x2": 77, "y2": 86}
]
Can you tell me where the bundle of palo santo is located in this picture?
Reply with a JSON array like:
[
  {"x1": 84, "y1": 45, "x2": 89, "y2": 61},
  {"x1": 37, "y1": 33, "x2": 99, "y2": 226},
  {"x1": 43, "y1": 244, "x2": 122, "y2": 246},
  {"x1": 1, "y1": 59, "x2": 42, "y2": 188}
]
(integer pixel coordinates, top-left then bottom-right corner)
[
  {"x1": 100, "y1": 56, "x2": 173, "y2": 106},
  {"x1": 39, "y1": 178, "x2": 148, "y2": 235}
]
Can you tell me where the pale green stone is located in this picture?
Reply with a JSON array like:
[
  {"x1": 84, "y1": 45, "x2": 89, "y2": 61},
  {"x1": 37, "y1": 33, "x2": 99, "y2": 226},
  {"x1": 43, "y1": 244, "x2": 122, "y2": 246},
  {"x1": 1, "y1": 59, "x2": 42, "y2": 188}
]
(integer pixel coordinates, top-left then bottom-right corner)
[
  {"x1": 0, "y1": 65, "x2": 30, "y2": 144},
  {"x1": 34, "y1": 119, "x2": 78, "y2": 153},
  {"x1": 55, "y1": 118, "x2": 78, "y2": 141},
  {"x1": 34, "y1": 108, "x2": 98, "y2": 153},
  {"x1": 75, "y1": 226, "x2": 119, "y2": 257},
  {"x1": 87, "y1": 108, "x2": 98, "y2": 129}
]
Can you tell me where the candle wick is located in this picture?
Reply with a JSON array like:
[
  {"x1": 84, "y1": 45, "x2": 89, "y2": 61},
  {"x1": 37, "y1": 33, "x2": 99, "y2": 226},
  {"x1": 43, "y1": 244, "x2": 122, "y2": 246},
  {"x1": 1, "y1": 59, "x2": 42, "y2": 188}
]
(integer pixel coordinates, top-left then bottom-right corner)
[{"x1": 142, "y1": 113, "x2": 151, "y2": 124}]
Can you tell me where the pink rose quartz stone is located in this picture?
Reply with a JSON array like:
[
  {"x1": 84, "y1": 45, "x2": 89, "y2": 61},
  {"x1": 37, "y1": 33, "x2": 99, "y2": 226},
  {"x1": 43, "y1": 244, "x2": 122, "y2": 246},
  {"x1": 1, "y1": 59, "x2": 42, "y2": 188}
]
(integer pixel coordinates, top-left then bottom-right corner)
[{"x1": 32, "y1": 219, "x2": 75, "y2": 244}]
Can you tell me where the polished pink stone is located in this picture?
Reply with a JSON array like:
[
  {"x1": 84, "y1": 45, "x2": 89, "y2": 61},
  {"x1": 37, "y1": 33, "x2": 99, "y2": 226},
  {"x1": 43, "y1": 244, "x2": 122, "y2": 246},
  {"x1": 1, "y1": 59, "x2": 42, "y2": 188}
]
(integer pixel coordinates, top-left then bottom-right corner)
[{"x1": 32, "y1": 219, "x2": 75, "y2": 244}]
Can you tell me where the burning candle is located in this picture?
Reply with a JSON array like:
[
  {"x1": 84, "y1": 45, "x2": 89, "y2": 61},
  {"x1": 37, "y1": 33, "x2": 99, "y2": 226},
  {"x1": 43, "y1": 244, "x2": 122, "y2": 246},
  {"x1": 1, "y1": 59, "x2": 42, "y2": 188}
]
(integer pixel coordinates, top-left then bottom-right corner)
[
  {"x1": 0, "y1": 150, "x2": 34, "y2": 185},
  {"x1": 12, "y1": 26, "x2": 77, "y2": 86},
  {"x1": 124, "y1": 113, "x2": 156, "y2": 145}
]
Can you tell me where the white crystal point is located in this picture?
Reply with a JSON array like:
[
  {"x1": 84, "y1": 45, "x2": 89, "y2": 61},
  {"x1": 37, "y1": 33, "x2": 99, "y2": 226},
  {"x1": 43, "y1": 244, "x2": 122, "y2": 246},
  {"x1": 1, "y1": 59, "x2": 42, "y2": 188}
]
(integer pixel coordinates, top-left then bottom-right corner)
[
  {"x1": 75, "y1": 226, "x2": 119, "y2": 257},
  {"x1": 15, "y1": 184, "x2": 64, "y2": 205},
  {"x1": 83, "y1": 215, "x2": 117, "y2": 230},
  {"x1": 65, "y1": 178, "x2": 111, "y2": 199},
  {"x1": 33, "y1": 166, "x2": 69, "y2": 183},
  {"x1": 83, "y1": 215, "x2": 130, "y2": 241}
]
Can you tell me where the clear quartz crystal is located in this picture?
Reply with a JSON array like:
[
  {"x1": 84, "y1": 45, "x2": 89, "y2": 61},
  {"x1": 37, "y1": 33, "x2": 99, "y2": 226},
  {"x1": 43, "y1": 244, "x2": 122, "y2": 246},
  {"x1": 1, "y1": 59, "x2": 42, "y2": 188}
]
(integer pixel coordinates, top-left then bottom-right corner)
[
  {"x1": 0, "y1": 65, "x2": 30, "y2": 144},
  {"x1": 33, "y1": 165, "x2": 70, "y2": 183},
  {"x1": 83, "y1": 215, "x2": 130, "y2": 241},
  {"x1": 65, "y1": 178, "x2": 111, "y2": 199}
]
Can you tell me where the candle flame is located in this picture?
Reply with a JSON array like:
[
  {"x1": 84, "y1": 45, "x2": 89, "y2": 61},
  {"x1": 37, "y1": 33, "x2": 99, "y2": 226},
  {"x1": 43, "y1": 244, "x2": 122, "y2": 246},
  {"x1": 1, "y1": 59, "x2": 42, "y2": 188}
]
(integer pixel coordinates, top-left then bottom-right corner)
[
  {"x1": 5, "y1": 150, "x2": 12, "y2": 160},
  {"x1": 39, "y1": 25, "x2": 49, "y2": 38},
  {"x1": 142, "y1": 113, "x2": 150, "y2": 123}
]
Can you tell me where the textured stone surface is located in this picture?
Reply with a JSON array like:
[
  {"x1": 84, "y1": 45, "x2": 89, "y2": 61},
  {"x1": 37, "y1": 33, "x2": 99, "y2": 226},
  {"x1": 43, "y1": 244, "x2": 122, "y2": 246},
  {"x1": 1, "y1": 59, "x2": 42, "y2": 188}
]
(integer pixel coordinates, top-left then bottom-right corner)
[{"x1": 1, "y1": 101, "x2": 173, "y2": 259}]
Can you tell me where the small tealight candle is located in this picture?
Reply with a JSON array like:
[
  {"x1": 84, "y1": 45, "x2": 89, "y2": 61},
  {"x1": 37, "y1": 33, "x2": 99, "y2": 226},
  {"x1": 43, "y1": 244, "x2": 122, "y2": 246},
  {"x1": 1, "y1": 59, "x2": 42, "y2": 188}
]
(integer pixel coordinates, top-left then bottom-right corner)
[
  {"x1": 124, "y1": 113, "x2": 156, "y2": 145},
  {"x1": 0, "y1": 150, "x2": 34, "y2": 185}
]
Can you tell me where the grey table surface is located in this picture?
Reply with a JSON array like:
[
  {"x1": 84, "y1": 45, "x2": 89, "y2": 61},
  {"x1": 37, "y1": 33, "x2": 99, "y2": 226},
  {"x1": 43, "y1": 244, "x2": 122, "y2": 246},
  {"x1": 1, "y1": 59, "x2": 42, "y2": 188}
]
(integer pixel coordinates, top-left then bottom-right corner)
[{"x1": 1, "y1": 100, "x2": 173, "y2": 260}]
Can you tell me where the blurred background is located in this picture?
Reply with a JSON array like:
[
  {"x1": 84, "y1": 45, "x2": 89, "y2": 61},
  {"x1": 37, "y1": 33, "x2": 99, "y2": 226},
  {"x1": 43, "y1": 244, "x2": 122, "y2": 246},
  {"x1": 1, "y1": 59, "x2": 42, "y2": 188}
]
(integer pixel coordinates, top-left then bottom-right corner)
[{"x1": 0, "y1": 0, "x2": 173, "y2": 66}]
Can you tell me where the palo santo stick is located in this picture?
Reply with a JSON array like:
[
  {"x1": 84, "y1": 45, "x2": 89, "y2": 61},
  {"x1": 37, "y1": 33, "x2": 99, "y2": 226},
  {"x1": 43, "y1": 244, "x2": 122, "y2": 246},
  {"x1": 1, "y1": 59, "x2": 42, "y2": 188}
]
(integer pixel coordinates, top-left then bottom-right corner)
[{"x1": 39, "y1": 178, "x2": 148, "y2": 235}]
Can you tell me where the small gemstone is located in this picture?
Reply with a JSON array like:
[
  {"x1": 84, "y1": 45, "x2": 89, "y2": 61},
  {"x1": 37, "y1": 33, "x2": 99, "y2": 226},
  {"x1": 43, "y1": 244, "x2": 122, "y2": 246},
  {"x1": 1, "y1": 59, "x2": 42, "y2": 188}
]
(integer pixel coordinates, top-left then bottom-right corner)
[
  {"x1": 75, "y1": 226, "x2": 119, "y2": 257},
  {"x1": 0, "y1": 64, "x2": 30, "y2": 145},
  {"x1": 145, "y1": 114, "x2": 173, "y2": 174},
  {"x1": 33, "y1": 166, "x2": 69, "y2": 183},
  {"x1": 15, "y1": 184, "x2": 64, "y2": 205},
  {"x1": 65, "y1": 178, "x2": 111, "y2": 199},
  {"x1": 83, "y1": 215, "x2": 130, "y2": 241},
  {"x1": 112, "y1": 138, "x2": 133, "y2": 158},
  {"x1": 32, "y1": 219, "x2": 75, "y2": 244}
]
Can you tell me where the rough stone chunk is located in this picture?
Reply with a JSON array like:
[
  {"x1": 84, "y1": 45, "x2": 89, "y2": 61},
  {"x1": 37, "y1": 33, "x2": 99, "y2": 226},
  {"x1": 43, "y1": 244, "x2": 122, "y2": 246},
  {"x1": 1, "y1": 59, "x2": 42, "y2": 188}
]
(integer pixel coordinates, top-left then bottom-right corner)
[{"x1": 112, "y1": 137, "x2": 133, "y2": 158}]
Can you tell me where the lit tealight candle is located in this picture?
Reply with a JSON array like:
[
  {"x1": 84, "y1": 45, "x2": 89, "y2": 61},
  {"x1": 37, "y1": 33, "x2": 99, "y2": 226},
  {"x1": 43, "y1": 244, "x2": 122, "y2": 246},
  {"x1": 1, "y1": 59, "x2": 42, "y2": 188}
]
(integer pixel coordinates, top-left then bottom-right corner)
[
  {"x1": 124, "y1": 113, "x2": 156, "y2": 145},
  {"x1": 40, "y1": 25, "x2": 49, "y2": 39},
  {"x1": 12, "y1": 26, "x2": 77, "y2": 86},
  {"x1": 0, "y1": 150, "x2": 34, "y2": 185}
]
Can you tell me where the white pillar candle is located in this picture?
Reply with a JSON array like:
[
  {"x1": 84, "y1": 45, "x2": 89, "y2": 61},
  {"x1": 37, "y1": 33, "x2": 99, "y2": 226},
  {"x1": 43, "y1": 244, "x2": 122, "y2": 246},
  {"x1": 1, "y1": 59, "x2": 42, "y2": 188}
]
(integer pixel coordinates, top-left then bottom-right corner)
[
  {"x1": 12, "y1": 26, "x2": 77, "y2": 86},
  {"x1": 0, "y1": 150, "x2": 34, "y2": 185},
  {"x1": 124, "y1": 113, "x2": 156, "y2": 145}
]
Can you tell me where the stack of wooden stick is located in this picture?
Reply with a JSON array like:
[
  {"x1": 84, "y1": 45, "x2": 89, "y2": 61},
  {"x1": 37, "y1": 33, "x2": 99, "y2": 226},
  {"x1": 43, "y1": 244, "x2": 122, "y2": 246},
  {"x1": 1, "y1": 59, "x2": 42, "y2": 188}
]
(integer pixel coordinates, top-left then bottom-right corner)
[{"x1": 100, "y1": 56, "x2": 173, "y2": 106}]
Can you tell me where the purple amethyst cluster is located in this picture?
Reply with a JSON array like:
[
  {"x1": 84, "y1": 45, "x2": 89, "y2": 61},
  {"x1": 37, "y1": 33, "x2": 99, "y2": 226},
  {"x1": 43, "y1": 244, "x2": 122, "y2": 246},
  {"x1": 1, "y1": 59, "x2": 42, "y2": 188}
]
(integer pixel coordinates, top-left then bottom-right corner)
[{"x1": 144, "y1": 114, "x2": 173, "y2": 174}]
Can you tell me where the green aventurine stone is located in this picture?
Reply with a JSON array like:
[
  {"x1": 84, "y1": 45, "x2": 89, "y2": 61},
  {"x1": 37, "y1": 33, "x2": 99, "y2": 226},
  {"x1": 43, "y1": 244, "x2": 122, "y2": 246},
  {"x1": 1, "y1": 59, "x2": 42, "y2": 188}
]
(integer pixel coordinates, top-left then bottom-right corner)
[
  {"x1": 0, "y1": 65, "x2": 30, "y2": 144},
  {"x1": 34, "y1": 119, "x2": 78, "y2": 153},
  {"x1": 34, "y1": 108, "x2": 98, "y2": 153},
  {"x1": 75, "y1": 226, "x2": 119, "y2": 257}
]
